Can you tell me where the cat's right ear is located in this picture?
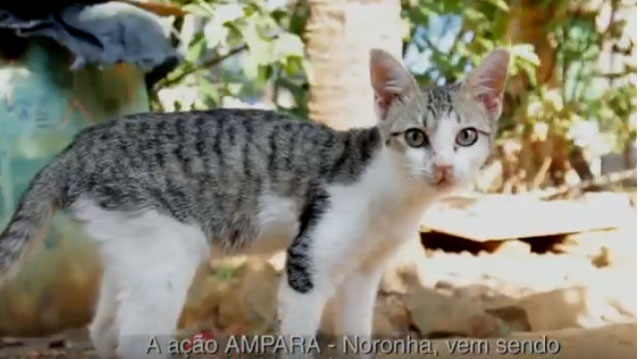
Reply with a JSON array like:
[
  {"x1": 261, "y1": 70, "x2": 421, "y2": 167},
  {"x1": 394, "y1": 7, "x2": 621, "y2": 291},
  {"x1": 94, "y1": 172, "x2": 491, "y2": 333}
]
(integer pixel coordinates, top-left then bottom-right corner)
[{"x1": 370, "y1": 49, "x2": 417, "y2": 121}]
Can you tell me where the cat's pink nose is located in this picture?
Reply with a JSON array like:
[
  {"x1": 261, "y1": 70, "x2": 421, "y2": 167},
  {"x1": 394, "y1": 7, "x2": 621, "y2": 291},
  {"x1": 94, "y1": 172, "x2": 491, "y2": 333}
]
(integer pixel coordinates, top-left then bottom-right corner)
[{"x1": 433, "y1": 164, "x2": 453, "y2": 182}]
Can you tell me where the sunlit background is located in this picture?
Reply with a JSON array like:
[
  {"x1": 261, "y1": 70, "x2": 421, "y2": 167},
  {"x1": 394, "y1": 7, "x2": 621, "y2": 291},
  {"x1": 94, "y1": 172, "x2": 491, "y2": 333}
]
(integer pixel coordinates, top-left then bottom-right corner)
[{"x1": 0, "y1": 0, "x2": 636, "y2": 357}]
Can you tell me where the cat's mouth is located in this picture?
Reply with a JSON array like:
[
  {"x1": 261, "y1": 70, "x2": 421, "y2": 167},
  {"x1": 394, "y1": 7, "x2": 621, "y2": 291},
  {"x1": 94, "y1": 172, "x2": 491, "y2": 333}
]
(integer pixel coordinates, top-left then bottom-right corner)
[{"x1": 430, "y1": 176, "x2": 457, "y2": 189}]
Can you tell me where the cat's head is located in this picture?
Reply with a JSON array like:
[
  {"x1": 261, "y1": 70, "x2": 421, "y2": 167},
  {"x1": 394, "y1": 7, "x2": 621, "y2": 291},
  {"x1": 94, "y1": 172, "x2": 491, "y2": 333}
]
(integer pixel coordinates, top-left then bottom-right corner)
[{"x1": 370, "y1": 48, "x2": 510, "y2": 193}]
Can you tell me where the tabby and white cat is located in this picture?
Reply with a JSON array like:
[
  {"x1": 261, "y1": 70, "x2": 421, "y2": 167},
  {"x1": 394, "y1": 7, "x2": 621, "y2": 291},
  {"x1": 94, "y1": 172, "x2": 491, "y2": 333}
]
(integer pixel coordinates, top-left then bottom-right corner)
[{"x1": 0, "y1": 48, "x2": 509, "y2": 358}]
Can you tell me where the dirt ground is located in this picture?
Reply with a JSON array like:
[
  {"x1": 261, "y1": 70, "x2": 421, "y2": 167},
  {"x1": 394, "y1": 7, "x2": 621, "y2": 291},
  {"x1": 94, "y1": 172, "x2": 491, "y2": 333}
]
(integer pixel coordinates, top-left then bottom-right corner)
[
  {"x1": 0, "y1": 192, "x2": 636, "y2": 358},
  {"x1": 0, "y1": 323, "x2": 635, "y2": 358}
]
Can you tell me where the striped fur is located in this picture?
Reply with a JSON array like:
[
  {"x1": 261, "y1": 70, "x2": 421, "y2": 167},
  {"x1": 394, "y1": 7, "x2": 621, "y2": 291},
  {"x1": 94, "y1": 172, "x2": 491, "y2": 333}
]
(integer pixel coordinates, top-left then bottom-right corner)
[{"x1": 0, "y1": 48, "x2": 509, "y2": 358}]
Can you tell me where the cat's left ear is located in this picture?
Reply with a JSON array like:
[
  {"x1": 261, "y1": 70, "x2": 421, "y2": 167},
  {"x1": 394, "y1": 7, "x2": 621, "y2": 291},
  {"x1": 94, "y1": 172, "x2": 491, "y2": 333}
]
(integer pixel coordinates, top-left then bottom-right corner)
[{"x1": 462, "y1": 48, "x2": 510, "y2": 121}]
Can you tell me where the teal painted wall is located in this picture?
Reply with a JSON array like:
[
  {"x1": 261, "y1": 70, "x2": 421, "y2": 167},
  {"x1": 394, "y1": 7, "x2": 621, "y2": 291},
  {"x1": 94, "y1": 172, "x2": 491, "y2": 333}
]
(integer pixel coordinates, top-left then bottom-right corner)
[{"x1": 0, "y1": 39, "x2": 150, "y2": 335}]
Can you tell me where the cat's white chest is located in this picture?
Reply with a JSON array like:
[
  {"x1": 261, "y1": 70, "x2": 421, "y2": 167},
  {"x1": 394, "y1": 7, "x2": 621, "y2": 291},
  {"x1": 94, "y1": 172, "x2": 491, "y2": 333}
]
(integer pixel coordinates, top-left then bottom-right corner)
[
  {"x1": 321, "y1": 170, "x2": 425, "y2": 275},
  {"x1": 358, "y1": 200, "x2": 423, "y2": 268}
]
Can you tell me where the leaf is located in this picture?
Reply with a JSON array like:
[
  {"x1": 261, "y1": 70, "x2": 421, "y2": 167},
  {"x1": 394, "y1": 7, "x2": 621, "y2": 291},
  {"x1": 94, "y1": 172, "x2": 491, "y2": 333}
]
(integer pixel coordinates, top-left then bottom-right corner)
[
  {"x1": 198, "y1": 80, "x2": 220, "y2": 106},
  {"x1": 464, "y1": 8, "x2": 486, "y2": 22},
  {"x1": 510, "y1": 44, "x2": 541, "y2": 66},
  {"x1": 242, "y1": 55, "x2": 260, "y2": 79},
  {"x1": 543, "y1": 88, "x2": 564, "y2": 112},
  {"x1": 240, "y1": 14, "x2": 274, "y2": 66},
  {"x1": 272, "y1": 33, "x2": 305, "y2": 59},
  {"x1": 203, "y1": 19, "x2": 229, "y2": 49},
  {"x1": 186, "y1": 35, "x2": 206, "y2": 63},
  {"x1": 182, "y1": 3, "x2": 213, "y2": 17},
  {"x1": 227, "y1": 82, "x2": 244, "y2": 96},
  {"x1": 217, "y1": 3, "x2": 246, "y2": 23},
  {"x1": 533, "y1": 122, "x2": 549, "y2": 141},
  {"x1": 478, "y1": 0, "x2": 509, "y2": 12},
  {"x1": 282, "y1": 56, "x2": 303, "y2": 76},
  {"x1": 442, "y1": 0, "x2": 462, "y2": 13}
]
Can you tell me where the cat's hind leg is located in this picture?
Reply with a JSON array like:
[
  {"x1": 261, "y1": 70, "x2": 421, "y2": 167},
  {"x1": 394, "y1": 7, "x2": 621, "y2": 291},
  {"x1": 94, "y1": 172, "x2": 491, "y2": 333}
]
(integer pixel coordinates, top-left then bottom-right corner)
[
  {"x1": 89, "y1": 269, "x2": 119, "y2": 359},
  {"x1": 73, "y1": 199, "x2": 209, "y2": 359}
]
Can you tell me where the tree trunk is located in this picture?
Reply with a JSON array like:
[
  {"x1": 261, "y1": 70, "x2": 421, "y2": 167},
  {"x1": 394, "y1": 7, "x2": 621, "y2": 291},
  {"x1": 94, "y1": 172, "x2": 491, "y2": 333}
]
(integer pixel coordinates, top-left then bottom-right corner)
[
  {"x1": 504, "y1": 0, "x2": 565, "y2": 190},
  {"x1": 305, "y1": 1, "x2": 427, "y2": 338},
  {"x1": 305, "y1": 0, "x2": 403, "y2": 130}
]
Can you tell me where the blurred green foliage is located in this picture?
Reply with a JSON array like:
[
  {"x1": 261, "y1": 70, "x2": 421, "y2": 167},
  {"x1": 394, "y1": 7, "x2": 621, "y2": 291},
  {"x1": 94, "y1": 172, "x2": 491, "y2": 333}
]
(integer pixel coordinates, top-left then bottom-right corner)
[
  {"x1": 154, "y1": 0, "x2": 635, "y2": 170},
  {"x1": 153, "y1": 0, "x2": 309, "y2": 118}
]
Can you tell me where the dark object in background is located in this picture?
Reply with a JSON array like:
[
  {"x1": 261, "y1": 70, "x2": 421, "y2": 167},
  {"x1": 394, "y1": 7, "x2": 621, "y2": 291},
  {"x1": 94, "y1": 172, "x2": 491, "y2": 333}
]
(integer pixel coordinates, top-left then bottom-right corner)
[
  {"x1": 0, "y1": 0, "x2": 180, "y2": 87},
  {"x1": 0, "y1": 1, "x2": 109, "y2": 20},
  {"x1": 0, "y1": 29, "x2": 28, "y2": 60}
]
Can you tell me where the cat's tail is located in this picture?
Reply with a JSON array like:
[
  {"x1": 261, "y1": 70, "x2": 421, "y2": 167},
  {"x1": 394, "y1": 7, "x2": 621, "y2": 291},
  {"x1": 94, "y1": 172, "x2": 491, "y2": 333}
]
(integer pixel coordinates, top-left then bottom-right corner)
[{"x1": 0, "y1": 159, "x2": 65, "y2": 283}]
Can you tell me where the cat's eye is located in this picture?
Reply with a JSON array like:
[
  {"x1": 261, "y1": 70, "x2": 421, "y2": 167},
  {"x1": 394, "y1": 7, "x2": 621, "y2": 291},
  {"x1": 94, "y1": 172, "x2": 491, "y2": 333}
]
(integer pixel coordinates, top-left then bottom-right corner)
[
  {"x1": 456, "y1": 127, "x2": 478, "y2": 147},
  {"x1": 404, "y1": 129, "x2": 428, "y2": 148}
]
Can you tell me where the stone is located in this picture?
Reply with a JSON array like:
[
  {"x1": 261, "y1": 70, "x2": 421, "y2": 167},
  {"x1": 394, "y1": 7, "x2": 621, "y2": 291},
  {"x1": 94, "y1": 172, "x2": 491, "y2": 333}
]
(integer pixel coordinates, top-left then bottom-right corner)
[
  {"x1": 554, "y1": 226, "x2": 636, "y2": 267},
  {"x1": 420, "y1": 193, "x2": 630, "y2": 241},
  {"x1": 515, "y1": 286, "x2": 618, "y2": 331},
  {"x1": 374, "y1": 294, "x2": 412, "y2": 335},
  {"x1": 405, "y1": 286, "x2": 504, "y2": 338},
  {"x1": 485, "y1": 306, "x2": 531, "y2": 332},
  {"x1": 494, "y1": 240, "x2": 531, "y2": 255},
  {"x1": 238, "y1": 258, "x2": 280, "y2": 333}
]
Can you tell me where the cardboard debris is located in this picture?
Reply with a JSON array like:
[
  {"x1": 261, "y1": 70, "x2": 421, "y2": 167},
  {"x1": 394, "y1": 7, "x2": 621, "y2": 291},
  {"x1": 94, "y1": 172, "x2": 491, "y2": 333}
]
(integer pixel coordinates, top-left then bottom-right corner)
[{"x1": 420, "y1": 193, "x2": 634, "y2": 242}]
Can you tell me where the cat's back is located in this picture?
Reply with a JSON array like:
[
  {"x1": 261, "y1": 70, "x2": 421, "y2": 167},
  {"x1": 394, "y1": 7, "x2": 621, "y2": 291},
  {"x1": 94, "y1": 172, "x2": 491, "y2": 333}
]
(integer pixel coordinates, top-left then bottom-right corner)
[
  {"x1": 58, "y1": 108, "x2": 344, "y2": 214},
  {"x1": 66, "y1": 108, "x2": 332, "y2": 166},
  {"x1": 72, "y1": 108, "x2": 306, "y2": 147}
]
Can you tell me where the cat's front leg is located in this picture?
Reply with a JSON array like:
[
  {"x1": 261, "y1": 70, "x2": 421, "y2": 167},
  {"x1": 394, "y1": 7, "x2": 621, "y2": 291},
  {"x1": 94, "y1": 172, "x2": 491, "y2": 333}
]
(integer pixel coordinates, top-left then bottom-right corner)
[
  {"x1": 276, "y1": 192, "x2": 352, "y2": 359},
  {"x1": 278, "y1": 275, "x2": 331, "y2": 334},
  {"x1": 332, "y1": 264, "x2": 386, "y2": 359},
  {"x1": 277, "y1": 224, "x2": 337, "y2": 343},
  {"x1": 277, "y1": 272, "x2": 333, "y2": 359},
  {"x1": 334, "y1": 267, "x2": 384, "y2": 336}
]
